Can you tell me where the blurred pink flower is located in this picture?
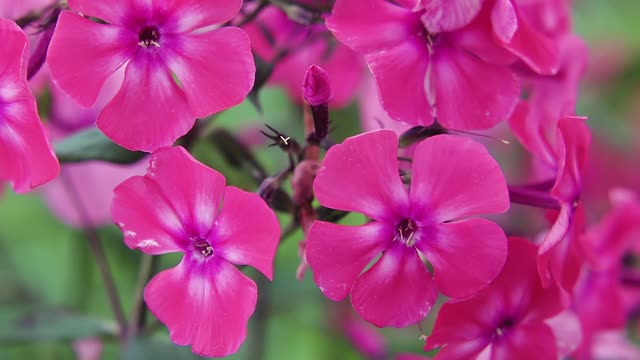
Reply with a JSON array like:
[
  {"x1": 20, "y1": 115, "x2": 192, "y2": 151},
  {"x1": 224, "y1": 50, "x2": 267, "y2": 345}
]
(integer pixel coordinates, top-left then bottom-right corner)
[
  {"x1": 0, "y1": 0, "x2": 54, "y2": 19},
  {"x1": 306, "y1": 130, "x2": 509, "y2": 327},
  {"x1": 112, "y1": 146, "x2": 280, "y2": 356},
  {"x1": 425, "y1": 237, "x2": 579, "y2": 359},
  {"x1": 72, "y1": 337, "x2": 103, "y2": 360},
  {"x1": 242, "y1": 4, "x2": 362, "y2": 107},
  {"x1": 47, "y1": 0, "x2": 255, "y2": 152},
  {"x1": 0, "y1": 19, "x2": 59, "y2": 193}
]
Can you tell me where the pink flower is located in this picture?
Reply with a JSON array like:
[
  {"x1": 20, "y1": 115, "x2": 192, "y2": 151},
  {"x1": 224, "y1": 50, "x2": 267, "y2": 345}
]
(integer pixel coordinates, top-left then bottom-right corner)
[
  {"x1": 510, "y1": 114, "x2": 591, "y2": 286},
  {"x1": 572, "y1": 192, "x2": 640, "y2": 358},
  {"x1": 306, "y1": 130, "x2": 509, "y2": 327},
  {"x1": 242, "y1": 4, "x2": 362, "y2": 107},
  {"x1": 47, "y1": 0, "x2": 255, "y2": 152},
  {"x1": 425, "y1": 237, "x2": 580, "y2": 359},
  {"x1": 112, "y1": 146, "x2": 280, "y2": 356},
  {"x1": 326, "y1": 0, "x2": 520, "y2": 130},
  {"x1": 0, "y1": 19, "x2": 59, "y2": 193}
]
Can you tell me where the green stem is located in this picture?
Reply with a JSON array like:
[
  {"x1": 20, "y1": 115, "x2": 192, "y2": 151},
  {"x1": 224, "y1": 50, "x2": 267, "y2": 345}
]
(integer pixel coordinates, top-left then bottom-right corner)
[{"x1": 59, "y1": 173, "x2": 128, "y2": 339}]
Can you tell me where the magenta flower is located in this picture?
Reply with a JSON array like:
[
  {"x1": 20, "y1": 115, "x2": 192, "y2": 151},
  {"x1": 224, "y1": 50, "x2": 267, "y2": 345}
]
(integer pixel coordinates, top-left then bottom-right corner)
[
  {"x1": 0, "y1": 19, "x2": 59, "y2": 193},
  {"x1": 425, "y1": 237, "x2": 580, "y2": 359},
  {"x1": 306, "y1": 130, "x2": 509, "y2": 327},
  {"x1": 511, "y1": 114, "x2": 591, "y2": 286},
  {"x1": 326, "y1": 0, "x2": 520, "y2": 130},
  {"x1": 112, "y1": 146, "x2": 280, "y2": 356},
  {"x1": 242, "y1": 4, "x2": 362, "y2": 107},
  {"x1": 47, "y1": 0, "x2": 255, "y2": 152}
]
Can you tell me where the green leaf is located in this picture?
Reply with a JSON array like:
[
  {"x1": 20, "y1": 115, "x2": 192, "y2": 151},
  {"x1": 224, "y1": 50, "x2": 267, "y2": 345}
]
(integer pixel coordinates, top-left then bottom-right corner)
[
  {"x1": 0, "y1": 306, "x2": 116, "y2": 342},
  {"x1": 122, "y1": 337, "x2": 203, "y2": 360},
  {"x1": 54, "y1": 128, "x2": 146, "y2": 164}
]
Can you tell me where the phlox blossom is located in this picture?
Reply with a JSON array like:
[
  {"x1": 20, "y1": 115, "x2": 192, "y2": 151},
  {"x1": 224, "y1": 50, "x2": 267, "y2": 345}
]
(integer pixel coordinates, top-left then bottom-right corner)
[
  {"x1": 510, "y1": 113, "x2": 591, "y2": 286},
  {"x1": 306, "y1": 130, "x2": 509, "y2": 327},
  {"x1": 112, "y1": 146, "x2": 280, "y2": 356},
  {"x1": 47, "y1": 0, "x2": 255, "y2": 152},
  {"x1": 242, "y1": 4, "x2": 361, "y2": 107},
  {"x1": 425, "y1": 237, "x2": 581, "y2": 359},
  {"x1": 0, "y1": 18, "x2": 59, "y2": 193},
  {"x1": 326, "y1": 0, "x2": 520, "y2": 130}
]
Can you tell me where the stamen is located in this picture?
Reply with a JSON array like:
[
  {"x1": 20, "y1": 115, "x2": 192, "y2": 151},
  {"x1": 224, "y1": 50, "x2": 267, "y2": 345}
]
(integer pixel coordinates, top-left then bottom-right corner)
[
  {"x1": 138, "y1": 26, "x2": 161, "y2": 48},
  {"x1": 396, "y1": 219, "x2": 417, "y2": 247},
  {"x1": 194, "y1": 241, "x2": 214, "y2": 257}
]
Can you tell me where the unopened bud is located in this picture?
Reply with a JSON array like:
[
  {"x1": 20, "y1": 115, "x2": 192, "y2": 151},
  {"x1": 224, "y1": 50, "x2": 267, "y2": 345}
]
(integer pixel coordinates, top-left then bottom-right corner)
[
  {"x1": 303, "y1": 64, "x2": 333, "y2": 106},
  {"x1": 303, "y1": 65, "x2": 332, "y2": 141}
]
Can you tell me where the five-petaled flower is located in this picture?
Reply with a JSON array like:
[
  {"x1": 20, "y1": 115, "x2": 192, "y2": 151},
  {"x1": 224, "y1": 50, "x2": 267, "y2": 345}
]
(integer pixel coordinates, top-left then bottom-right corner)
[
  {"x1": 47, "y1": 0, "x2": 256, "y2": 152},
  {"x1": 0, "y1": 18, "x2": 59, "y2": 193},
  {"x1": 112, "y1": 146, "x2": 280, "y2": 357},
  {"x1": 306, "y1": 130, "x2": 510, "y2": 327},
  {"x1": 425, "y1": 236, "x2": 580, "y2": 359}
]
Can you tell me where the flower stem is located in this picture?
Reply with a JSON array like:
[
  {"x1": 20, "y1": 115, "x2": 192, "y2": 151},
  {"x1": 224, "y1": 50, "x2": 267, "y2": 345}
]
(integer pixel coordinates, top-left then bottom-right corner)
[
  {"x1": 128, "y1": 254, "x2": 157, "y2": 338},
  {"x1": 508, "y1": 185, "x2": 561, "y2": 210},
  {"x1": 248, "y1": 276, "x2": 271, "y2": 360},
  {"x1": 59, "y1": 173, "x2": 128, "y2": 339}
]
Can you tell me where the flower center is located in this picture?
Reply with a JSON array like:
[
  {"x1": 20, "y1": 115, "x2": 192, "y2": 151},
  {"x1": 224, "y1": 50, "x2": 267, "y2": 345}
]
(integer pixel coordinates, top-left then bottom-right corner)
[
  {"x1": 495, "y1": 318, "x2": 514, "y2": 336},
  {"x1": 138, "y1": 26, "x2": 161, "y2": 48},
  {"x1": 395, "y1": 219, "x2": 417, "y2": 247},
  {"x1": 194, "y1": 240, "x2": 214, "y2": 257}
]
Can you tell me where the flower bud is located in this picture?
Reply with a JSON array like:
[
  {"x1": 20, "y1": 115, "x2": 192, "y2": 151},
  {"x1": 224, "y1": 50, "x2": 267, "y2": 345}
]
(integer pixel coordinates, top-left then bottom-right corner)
[
  {"x1": 303, "y1": 65, "x2": 332, "y2": 141},
  {"x1": 303, "y1": 65, "x2": 333, "y2": 106}
]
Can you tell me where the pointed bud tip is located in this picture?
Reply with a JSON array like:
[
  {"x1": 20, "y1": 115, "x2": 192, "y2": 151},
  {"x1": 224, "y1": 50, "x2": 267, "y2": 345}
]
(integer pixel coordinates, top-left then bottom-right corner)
[{"x1": 303, "y1": 64, "x2": 333, "y2": 106}]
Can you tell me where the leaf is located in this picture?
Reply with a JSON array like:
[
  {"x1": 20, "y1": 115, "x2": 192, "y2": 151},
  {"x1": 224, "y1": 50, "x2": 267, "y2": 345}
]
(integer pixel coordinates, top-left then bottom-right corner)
[
  {"x1": 54, "y1": 128, "x2": 146, "y2": 164},
  {"x1": 0, "y1": 306, "x2": 116, "y2": 342},
  {"x1": 122, "y1": 337, "x2": 203, "y2": 360}
]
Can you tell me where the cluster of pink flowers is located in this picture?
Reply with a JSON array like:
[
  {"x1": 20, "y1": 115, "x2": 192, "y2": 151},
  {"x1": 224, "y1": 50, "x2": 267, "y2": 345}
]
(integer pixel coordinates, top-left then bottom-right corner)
[{"x1": 4, "y1": 0, "x2": 640, "y2": 359}]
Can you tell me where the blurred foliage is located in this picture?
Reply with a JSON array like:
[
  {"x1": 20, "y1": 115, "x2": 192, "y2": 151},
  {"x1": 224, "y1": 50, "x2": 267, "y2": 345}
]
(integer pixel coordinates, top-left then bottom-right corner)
[{"x1": 3, "y1": 1, "x2": 640, "y2": 359}]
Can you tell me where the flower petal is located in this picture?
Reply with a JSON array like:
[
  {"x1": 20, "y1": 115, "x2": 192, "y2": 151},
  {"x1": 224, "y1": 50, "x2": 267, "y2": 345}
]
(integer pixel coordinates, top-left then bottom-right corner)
[
  {"x1": 147, "y1": 146, "x2": 226, "y2": 235},
  {"x1": 144, "y1": 256, "x2": 256, "y2": 357},
  {"x1": 0, "y1": 101, "x2": 59, "y2": 193},
  {"x1": 163, "y1": 27, "x2": 254, "y2": 118},
  {"x1": 0, "y1": 19, "x2": 59, "y2": 192},
  {"x1": 306, "y1": 221, "x2": 393, "y2": 301},
  {"x1": 421, "y1": 0, "x2": 483, "y2": 33},
  {"x1": 326, "y1": 0, "x2": 423, "y2": 53},
  {"x1": 545, "y1": 310, "x2": 582, "y2": 357},
  {"x1": 492, "y1": 0, "x2": 560, "y2": 75},
  {"x1": 160, "y1": 0, "x2": 242, "y2": 34},
  {"x1": 68, "y1": 0, "x2": 152, "y2": 27},
  {"x1": 410, "y1": 135, "x2": 509, "y2": 223},
  {"x1": 428, "y1": 42, "x2": 519, "y2": 130},
  {"x1": 97, "y1": 53, "x2": 194, "y2": 152},
  {"x1": 491, "y1": 322, "x2": 557, "y2": 360},
  {"x1": 418, "y1": 219, "x2": 507, "y2": 299},
  {"x1": 551, "y1": 116, "x2": 590, "y2": 203},
  {"x1": 537, "y1": 204, "x2": 574, "y2": 287},
  {"x1": 112, "y1": 176, "x2": 187, "y2": 255},
  {"x1": 314, "y1": 130, "x2": 409, "y2": 222},
  {"x1": 351, "y1": 241, "x2": 437, "y2": 327},
  {"x1": 47, "y1": 11, "x2": 135, "y2": 107},
  {"x1": 210, "y1": 186, "x2": 280, "y2": 280},
  {"x1": 365, "y1": 37, "x2": 434, "y2": 126}
]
